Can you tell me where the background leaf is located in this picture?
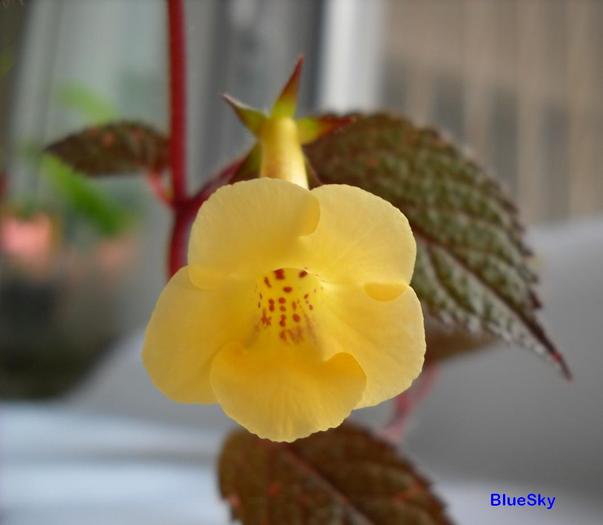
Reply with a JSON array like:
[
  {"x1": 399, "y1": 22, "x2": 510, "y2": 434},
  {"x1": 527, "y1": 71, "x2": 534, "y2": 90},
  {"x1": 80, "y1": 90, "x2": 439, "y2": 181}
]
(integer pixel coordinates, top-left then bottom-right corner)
[
  {"x1": 219, "y1": 423, "x2": 453, "y2": 525},
  {"x1": 45, "y1": 121, "x2": 169, "y2": 176},
  {"x1": 304, "y1": 113, "x2": 569, "y2": 377},
  {"x1": 41, "y1": 155, "x2": 131, "y2": 237},
  {"x1": 55, "y1": 83, "x2": 118, "y2": 123},
  {"x1": 0, "y1": 48, "x2": 14, "y2": 78}
]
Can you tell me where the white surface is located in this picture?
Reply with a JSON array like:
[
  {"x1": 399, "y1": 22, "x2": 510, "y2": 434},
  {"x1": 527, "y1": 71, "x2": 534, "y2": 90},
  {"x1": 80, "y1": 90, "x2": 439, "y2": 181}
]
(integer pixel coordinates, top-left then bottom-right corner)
[
  {"x1": 4, "y1": 405, "x2": 601, "y2": 525},
  {"x1": 2, "y1": 406, "x2": 227, "y2": 525},
  {"x1": 2, "y1": 217, "x2": 603, "y2": 524}
]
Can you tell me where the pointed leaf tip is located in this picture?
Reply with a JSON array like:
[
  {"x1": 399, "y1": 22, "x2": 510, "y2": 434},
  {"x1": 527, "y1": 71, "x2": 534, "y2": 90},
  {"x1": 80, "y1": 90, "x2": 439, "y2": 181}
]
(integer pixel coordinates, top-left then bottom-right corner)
[
  {"x1": 222, "y1": 94, "x2": 265, "y2": 136},
  {"x1": 271, "y1": 56, "x2": 304, "y2": 118},
  {"x1": 297, "y1": 115, "x2": 355, "y2": 144}
]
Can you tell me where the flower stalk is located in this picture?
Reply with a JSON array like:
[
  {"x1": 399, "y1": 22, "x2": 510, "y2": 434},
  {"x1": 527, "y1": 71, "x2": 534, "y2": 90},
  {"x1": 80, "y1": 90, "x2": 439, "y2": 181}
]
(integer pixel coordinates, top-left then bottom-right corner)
[
  {"x1": 259, "y1": 118, "x2": 308, "y2": 188},
  {"x1": 380, "y1": 364, "x2": 439, "y2": 443},
  {"x1": 167, "y1": 0, "x2": 187, "y2": 202}
]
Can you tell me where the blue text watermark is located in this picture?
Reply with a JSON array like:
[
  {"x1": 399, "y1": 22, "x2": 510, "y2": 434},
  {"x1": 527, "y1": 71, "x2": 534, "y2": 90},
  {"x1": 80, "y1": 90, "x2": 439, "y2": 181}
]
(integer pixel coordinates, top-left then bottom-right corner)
[{"x1": 490, "y1": 493, "x2": 556, "y2": 510}]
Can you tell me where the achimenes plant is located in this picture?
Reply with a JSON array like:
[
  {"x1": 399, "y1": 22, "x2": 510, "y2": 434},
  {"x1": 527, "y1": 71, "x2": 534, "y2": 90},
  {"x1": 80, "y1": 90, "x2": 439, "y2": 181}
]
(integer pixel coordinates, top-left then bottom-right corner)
[{"x1": 43, "y1": 1, "x2": 570, "y2": 523}]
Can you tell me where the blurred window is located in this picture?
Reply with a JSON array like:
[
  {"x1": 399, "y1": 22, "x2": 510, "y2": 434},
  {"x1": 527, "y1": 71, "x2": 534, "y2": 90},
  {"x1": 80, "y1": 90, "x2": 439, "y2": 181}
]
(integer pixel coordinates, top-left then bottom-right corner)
[{"x1": 382, "y1": 0, "x2": 603, "y2": 223}]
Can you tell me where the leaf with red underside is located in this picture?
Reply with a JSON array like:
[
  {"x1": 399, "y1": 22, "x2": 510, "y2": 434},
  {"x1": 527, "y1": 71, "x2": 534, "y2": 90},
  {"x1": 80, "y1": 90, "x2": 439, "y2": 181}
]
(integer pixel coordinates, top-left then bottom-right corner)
[
  {"x1": 303, "y1": 113, "x2": 569, "y2": 377},
  {"x1": 219, "y1": 423, "x2": 453, "y2": 525},
  {"x1": 45, "y1": 121, "x2": 168, "y2": 176}
]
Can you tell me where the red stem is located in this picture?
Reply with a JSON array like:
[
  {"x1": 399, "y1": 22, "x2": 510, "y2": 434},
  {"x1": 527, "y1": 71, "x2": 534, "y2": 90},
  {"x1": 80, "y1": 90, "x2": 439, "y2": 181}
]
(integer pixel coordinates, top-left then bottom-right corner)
[
  {"x1": 379, "y1": 364, "x2": 439, "y2": 444},
  {"x1": 164, "y1": 1, "x2": 248, "y2": 278},
  {"x1": 146, "y1": 171, "x2": 173, "y2": 208},
  {"x1": 167, "y1": 0, "x2": 187, "y2": 202},
  {"x1": 168, "y1": 208, "x2": 189, "y2": 277},
  {"x1": 165, "y1": 0, "x2": 188, "y2": 278}
]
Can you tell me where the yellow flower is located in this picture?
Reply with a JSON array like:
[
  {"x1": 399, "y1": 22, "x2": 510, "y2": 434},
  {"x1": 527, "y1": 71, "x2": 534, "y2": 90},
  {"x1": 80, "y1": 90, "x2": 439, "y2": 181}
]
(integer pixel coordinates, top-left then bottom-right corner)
[
  {"x1": 143, "y1": 60, "x2": 425, "y2": 442},
  {"x1": 143, "y1": 177, "x2": 425, "y2": 441}
]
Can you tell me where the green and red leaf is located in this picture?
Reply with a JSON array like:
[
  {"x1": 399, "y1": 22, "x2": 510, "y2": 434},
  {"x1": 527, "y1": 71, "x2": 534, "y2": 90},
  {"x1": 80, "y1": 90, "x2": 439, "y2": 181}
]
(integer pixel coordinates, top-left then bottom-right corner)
[
  {"x1": 45, "y1": 121, "x2": 168, "y2": 176},
  {"x1": 219, "y1": 423, "x2": 453, "y2": 525},
  {"x1": 297, "y1": 115, "x2": 355, "y2": 144},
  {"x1": 304, "y1": 113, "x2": 569, "y2": 377}
]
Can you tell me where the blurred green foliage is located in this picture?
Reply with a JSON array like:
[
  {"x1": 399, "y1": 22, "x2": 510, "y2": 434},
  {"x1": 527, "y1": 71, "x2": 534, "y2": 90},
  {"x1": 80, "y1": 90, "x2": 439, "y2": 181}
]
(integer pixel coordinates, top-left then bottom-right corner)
[
  {"x1": 41, "y1": 155, "x2": 131, "y2": 238},
  {"x1": 0, "y1": 49, "x2": 13, "y2": 78},
  {"x1": 56, "y1": 83, "x2": 117, "y2": 124}
]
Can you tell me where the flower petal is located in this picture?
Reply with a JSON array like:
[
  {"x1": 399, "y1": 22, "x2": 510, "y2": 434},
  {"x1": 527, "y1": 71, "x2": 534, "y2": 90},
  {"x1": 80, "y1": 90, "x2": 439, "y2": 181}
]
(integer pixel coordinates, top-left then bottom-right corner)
[
  {"x1": 320, "y1": 283, "x2": 425, "y2": 408},
  {"x1": 210, "y1": 344, "x2": 366, "y2": 442},
  {"x1": 188, "y1": 179, "x2": 320, "y2": 283},
  {"x1": 306, "y1": 184, "x2": 416, "y2": 285},
  {"x1": 143, "y1": 266, "x2": 256, "y2": 403}
]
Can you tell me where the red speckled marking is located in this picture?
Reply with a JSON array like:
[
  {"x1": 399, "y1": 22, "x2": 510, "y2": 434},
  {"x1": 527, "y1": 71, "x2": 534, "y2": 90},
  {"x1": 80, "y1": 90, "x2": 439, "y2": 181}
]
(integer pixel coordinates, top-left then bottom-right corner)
[
  {"x1": 260, "y1": 309, "x2": 272, "y2": 327},
  {"x1": 267, "y1": 482, "x2": 281, "y2": 497},
  {"x1": 257, "y1": 268, "x2": 321, "y2": 344},
  {"x1": 102, "y1": 133, "x2": 115, "y2": 146}
]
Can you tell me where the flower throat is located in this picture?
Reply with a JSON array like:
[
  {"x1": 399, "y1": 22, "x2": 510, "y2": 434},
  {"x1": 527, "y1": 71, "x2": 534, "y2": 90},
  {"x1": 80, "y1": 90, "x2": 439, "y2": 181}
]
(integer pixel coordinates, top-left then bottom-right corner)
[{"x1": 257, "y1": 268, "x2": 321, "y2": 344}]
